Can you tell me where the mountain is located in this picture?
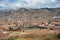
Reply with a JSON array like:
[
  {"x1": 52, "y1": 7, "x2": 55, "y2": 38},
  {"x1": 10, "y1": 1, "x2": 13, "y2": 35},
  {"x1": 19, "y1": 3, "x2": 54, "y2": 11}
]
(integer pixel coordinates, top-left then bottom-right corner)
[{"x1": 0, "y1": 8, "x2": 60, "y2": 21}]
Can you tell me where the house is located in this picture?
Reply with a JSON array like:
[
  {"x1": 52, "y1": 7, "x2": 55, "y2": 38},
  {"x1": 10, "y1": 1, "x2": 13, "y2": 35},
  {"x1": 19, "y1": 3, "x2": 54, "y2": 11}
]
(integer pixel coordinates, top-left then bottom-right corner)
[
  {"x1": 0, "y1": 30, "x2": 10, "y2": 40},
  {"x1": 51, "y1": 22, "x2": 60, "y2": 26},
  {"x1": 0, "y1": 25, "x2": 9, "y2": 31}
]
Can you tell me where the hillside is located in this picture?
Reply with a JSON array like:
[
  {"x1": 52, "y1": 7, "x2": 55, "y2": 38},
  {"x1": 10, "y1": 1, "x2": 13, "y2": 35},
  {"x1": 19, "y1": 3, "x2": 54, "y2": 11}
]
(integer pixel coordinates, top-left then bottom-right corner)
[{"x1": 0, "y1": 8, "x2": 60, "y2": 21}]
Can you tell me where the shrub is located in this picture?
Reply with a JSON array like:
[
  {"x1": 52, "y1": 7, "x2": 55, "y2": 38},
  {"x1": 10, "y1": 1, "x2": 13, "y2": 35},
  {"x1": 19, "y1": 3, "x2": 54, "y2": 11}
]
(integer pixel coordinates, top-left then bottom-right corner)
[
  {"x1": 57, "y1": 33, "x2": 60, "y2": 39},
  {"x1": 41, "y1": 34, "x2": 58, "y2": 40},
  {"x1": 8, "y1": 37, "x2": 15, "y2": 40}
]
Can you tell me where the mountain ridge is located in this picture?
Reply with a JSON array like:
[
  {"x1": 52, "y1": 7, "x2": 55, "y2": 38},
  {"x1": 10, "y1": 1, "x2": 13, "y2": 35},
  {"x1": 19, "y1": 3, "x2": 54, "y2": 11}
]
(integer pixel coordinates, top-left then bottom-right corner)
[{"x1": 0, "y1": 8, "x2": 60, "y2": 21}]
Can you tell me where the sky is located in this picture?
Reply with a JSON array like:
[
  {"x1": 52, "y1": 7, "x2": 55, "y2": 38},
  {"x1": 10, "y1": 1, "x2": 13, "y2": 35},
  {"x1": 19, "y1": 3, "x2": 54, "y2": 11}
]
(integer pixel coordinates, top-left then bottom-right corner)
[{"x1": 0, "y1": 0, "x2": 60, "y2": 9}]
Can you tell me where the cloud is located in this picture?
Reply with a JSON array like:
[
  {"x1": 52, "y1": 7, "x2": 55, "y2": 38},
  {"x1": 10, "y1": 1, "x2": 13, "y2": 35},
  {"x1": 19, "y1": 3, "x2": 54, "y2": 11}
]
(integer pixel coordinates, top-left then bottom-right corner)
[
  {"x1": 24, "y1": 0, "x2": 56, "y2": 4},
  {"x1": 0, "y1": 4, "x2": 6, "y2": 6},
  {"x1": 12, "y1": 0, "x2": 57, "y2": 8},
  {"x1": 0, "y1": 0, "x2": 60, "y2": 9},
  {"x1": 11, "y1": 0, "x2": 57, "y2": 8}
]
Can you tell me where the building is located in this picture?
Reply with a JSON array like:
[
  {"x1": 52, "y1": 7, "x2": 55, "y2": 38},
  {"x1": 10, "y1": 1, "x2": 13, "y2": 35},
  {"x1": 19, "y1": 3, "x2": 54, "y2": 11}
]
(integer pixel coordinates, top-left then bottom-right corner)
[{"x1": 0, "y1": 30, "x2": 10, "y2": 40}]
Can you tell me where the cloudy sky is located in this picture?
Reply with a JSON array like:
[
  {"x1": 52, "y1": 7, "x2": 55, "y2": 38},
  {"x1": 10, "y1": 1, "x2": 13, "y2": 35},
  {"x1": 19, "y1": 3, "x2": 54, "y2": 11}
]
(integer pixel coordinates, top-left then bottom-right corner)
[{"x1": 0, "y1": 0, "x2": 60, "y2": 9}]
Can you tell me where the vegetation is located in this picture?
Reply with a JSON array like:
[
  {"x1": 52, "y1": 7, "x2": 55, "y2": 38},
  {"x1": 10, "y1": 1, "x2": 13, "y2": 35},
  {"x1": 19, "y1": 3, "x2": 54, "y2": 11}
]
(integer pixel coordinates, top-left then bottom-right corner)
[
  {"x1": 56, "y1": 33, "x2": 60, "y2": 39},
  {"x1": 8, "y1": 37, "x2": 15, "y2": 40},
  {"x1": 13, "y1": 34, "x2": 58, "y2": 40}
]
